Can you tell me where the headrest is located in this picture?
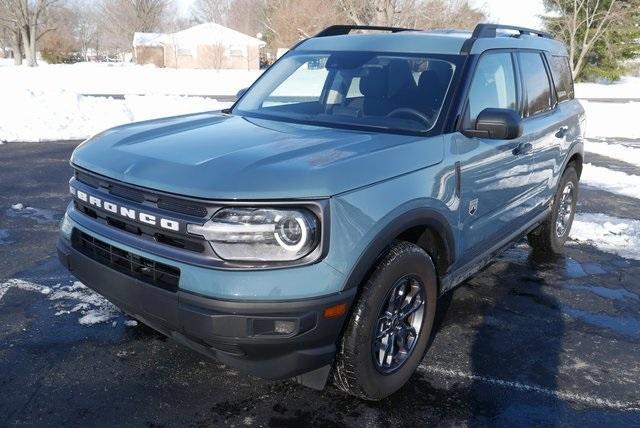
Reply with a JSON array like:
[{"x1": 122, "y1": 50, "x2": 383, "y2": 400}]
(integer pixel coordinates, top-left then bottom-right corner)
[
  {"x1": 359, "y1": 66, "x2": 388, "y2": 99},
  {"x1": 387, "y1": 59, "x2": 416, "y2": 97},
  {"x1": 418, "y1": 70, "x2": 442, "y2": 91}
]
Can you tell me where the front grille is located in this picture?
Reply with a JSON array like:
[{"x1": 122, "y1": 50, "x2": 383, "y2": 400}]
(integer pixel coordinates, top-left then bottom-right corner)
[
  {"x1": 157, "y1": 198, "x2": 208, "y2": 217},
  {"x1": 72, "y1": 230, "x2": 180, "y2": 291},
  {"x1": 74, "y1": 170, "x2": 210, "y2": 218},
  {"x1": 110, "y1": 185, "x2": 145, "y2": 203}
]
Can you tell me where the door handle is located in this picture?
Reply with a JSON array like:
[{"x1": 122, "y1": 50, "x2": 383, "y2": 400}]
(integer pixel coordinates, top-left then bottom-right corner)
[
  {"x1": 555, "y1": 126, "x2": 569, "y2": 138},
  {"x1": 513, "y1": 142, "x2": 532, "y2": 156}
]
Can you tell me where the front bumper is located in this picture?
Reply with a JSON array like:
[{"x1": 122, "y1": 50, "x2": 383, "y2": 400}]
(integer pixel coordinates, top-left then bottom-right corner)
[{"x1": 57, "y1": 237, "x2": 356, "y2": 380}]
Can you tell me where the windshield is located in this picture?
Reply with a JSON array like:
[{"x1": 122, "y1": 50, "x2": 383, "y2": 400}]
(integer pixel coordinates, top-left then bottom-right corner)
[{"x1": 233, "y1": 50, "x2": 459, "y2": 134}]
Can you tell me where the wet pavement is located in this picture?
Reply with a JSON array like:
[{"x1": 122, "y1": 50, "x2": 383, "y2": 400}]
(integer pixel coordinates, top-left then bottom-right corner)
[{"x1": 1, "y1": 140, "x2": 639, "y2": 426}]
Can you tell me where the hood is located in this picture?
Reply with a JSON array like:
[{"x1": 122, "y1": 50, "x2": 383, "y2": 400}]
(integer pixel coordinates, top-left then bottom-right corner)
[{"x1": 71, "y1": 113, "x2": 443, "y2": 199}]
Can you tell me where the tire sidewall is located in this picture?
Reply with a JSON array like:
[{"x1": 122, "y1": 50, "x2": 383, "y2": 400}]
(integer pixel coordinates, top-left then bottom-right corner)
[
  {"x1": 549, "y1": 167, "x2": 579, "y2": 251},
  {"x1": 342, "y1": 244, "x2": 438, "y2": 399}
]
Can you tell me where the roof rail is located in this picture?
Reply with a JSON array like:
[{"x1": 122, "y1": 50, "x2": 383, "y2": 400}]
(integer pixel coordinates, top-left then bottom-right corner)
[
  {"x1": 471, "y1": 23, "x2": 553, "y2": 39},
  {"x1": 314, "y1": 25, "x2": 416, "y2": 38},
  {"x1": 460, "y1": 23, "x2": 554, "y2": 54}
]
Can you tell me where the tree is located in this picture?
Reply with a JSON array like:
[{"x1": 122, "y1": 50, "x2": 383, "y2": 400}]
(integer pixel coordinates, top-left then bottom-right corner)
[
  {"x1": 191, "y1": 0, "x2": 231, "y2": 24},
  {"x1": 0, "y1": 11, "x2": 23, "y2": 64},
  {"x1": 99, "y1": 0, "x2": 173, "y2": 56},
  {"x1": 543, "y1": 0, "x2": 639, "y2": 80},
  {"x1": 201, "y1": 41, "x2": 226, "y2": 69},
  {"x1": 262, "y1": 0, "x2": 346, "y2": 48},
  {"x1": 227, "y1": 0, "x2": 265, "y2": 37},
  {"x1": 0, "y1": 0, "x2": 58, "y2": 66},
  {"x1": 336, "y1": 0, "x2": 484, "y2": 29},
  {"x1": 39, "y1": 2, "x2": 80, "y2": 63}
]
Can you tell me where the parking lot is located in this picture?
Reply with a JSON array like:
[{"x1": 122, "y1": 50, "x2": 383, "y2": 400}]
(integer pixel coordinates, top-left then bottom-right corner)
[{"x1": 1, "y1": 140, "x2": 639, "y2": 426}]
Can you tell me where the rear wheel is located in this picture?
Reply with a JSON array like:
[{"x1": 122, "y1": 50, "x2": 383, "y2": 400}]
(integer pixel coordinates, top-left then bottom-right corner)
[
  {"x1": 333, "y1": 241, "x2": 437, "y2": 400},
  {"x1": 528, "y1": 165, "x2": 579, "y2": 254}
]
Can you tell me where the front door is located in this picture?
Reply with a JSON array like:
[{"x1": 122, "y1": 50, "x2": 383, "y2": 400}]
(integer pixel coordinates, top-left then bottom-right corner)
[{"x1": 455, "y1": 51, "x2": 536, "y2": 264}]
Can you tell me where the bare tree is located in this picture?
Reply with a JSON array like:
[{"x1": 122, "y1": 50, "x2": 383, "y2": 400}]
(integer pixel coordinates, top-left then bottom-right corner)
[
  {"x1": 191, "y1": 0, "x2": 231, "y2": 24},
  {"x1": 0, "y1": 11, "x2": 23, "y2": 64},
  {"x1": 99, "y1": 0, "x2": 173, "y2": 56},
  {"x1": 263, "y1": 0, "x2": 346, "y2": 48},
  {"x1": 0, "y1": 0, "x2": 58, "y2": 66},
  {"x1": 544, "y1": 0, "x2": 626, "y2": 79},
  {"x1": 227, "y1": 0, "x2": 265, "y2": 36},
  {"x1": 201, "y1": 41, "x2": 226, "y2": 69},
  {"x1": 337, "y1": 0, "x2": 484, "y2": 28}
]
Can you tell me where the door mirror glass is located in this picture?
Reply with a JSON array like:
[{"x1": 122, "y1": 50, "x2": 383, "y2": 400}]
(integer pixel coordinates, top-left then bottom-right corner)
[{"x1": 462, "y1": 108, "x2": 522, "y2": 140}]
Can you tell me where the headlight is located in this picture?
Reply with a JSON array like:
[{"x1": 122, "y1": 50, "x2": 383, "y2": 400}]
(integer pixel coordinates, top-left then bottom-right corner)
[{"x1": 187, "y1": 207, "x2": 319, "y2": 262}]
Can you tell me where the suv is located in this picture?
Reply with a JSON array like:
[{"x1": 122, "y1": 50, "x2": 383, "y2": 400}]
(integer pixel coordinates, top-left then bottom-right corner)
[{"x1": 57, "y1": 23, "x2": 584, "y2": 400}]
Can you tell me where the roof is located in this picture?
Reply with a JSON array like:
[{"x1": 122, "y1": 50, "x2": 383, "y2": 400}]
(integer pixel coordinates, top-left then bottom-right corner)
[
  {"x1": 133, "y1": 32, "x2": 165, "y2": 47},
  {"x1": 133, "y1": 23, "x2": 266, "y2": 48},
  {"x1": 297, "y1": 28, "x2": 567, "y2": 56}
]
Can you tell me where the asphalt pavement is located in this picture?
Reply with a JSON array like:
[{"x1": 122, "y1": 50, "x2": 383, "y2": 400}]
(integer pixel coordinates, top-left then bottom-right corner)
[{"x1": 1, "y1": 140, "x2": 639, "y2": 427}]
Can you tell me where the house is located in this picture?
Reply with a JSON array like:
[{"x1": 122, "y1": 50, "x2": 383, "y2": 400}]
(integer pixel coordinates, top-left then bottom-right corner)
[{"x1": 133, "y1": 23, "x2": 265, "y2": 70}]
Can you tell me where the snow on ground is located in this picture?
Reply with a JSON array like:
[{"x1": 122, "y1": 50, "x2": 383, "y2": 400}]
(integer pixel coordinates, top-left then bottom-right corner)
[
  {"x1": 585, "y1": 140, "x2": 640, "y2": 168},
  {"x1": 1, "y1": 90, "x2": 231, "y2": 142},
  {"x1": 0, "y1": 277, "x2": 139, "y2": 327},
  {"x1": 0, "y1": 278, "x2": 51, "y2": 301},
  {"x1": 0, "y1": 62, "x2": 260, "y2": 142},
  {"x1": 581, "y1": 101, "x2": 640, "y2": 140},
  {"x1": 581, "y1": 164, "x2": 640, "y2": 200},
  {"x1": 1, "y1": 61, "x2": 261, "y2": 96},
  {"x1": 570, "y1": 213, "x2": 640, "y2": 261},
  {"x1": 574, "y1": 76, "x2": 640, "y2": 100},
  {"x1": 6, "y1": 203, "x2": 60, "y2": 224}
]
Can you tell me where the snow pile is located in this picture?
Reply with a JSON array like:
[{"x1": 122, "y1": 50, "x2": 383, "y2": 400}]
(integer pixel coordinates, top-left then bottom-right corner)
[
  {"x1": 0, "y1": 278, "x2": 138, "y2": 327},
  {"x1": 0, "y1": 89, "x2": 231, "y2": 142},
  {"x1": 575, "y1": 76, "x2": 640, "y2": 100},
  {"x1": 0, "y1": 62, "x2": 261, "y2": 96},
  {"x1": 581, "y1": 101, "x2": 640, "y2": 140},
  {"x1": 48, "y1": 281, "x2": 120, "y2": 325},
  {"x1": 570, "y1": 213, "x2": 640, "y2": 260},
  {"x1": 0, "y1": 62, "x2": 262, "y2": 142},
  {"x1": 585, "y1": 140, "x2": 640, "y2": 168},
  {"x1": 581, "y1": 163, "x2": 640, "y2": 200},
  {"x1": 0, "y1": 279, "x2": 51, "y2": 301}
]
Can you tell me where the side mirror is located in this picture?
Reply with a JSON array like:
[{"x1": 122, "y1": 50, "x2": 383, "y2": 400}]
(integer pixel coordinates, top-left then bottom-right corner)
[
  {"x1": 462, "y1": 108, "x2": 522, "y2": 140},
  {"x1": 236, "y1": 87, "x2": 249, "y2": 99}
]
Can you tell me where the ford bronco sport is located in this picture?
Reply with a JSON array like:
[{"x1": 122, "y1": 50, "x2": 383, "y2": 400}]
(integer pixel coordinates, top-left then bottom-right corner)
[{"x1": 58, "y1": 23, "x2": 584, "y2": 400}]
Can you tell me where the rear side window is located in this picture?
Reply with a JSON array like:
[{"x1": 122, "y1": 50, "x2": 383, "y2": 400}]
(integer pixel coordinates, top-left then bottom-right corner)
[
  {"x1": 547, "y1": 55, "x2": 574, "y2": 102},
  {"x1": 466, "y1": 52, "x2": 517, "y2": 126},
  {"x1": 519, "y1": 52, "x2": 552, "y2": 116}
]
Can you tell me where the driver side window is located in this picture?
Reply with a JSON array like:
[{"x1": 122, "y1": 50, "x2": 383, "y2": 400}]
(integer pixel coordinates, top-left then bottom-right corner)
[{"x1": 466, "y1": 53, "x2": 517, "y2": 127}]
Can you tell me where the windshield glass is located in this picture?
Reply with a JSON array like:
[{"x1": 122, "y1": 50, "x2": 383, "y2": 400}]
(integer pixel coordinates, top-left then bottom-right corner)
[{"x1": 233, "y1": 50, "x2": 459, "y2": 134}]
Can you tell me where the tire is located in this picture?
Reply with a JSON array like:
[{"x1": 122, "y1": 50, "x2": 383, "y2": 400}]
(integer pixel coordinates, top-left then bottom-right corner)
[
  {"x1": 333, "y1": 241, "x2": 438, "y2": 400},
  {"x1": 527, "y1": 165, "x2": 579, "y2": 254}
]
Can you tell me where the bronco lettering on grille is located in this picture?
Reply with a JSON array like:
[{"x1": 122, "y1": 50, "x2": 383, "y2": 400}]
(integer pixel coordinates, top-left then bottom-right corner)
[{"x1": 70, "y1": 185, "x2": 181, "y2": 232}]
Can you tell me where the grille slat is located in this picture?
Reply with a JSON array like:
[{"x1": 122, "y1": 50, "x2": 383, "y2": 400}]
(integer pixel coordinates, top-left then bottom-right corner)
[
  {"x1": 73, "y1": 230, "x2": 180, "y2": 292},
  {"x1": 74, "y1": 170, "x2": 209, "y2": 218}
]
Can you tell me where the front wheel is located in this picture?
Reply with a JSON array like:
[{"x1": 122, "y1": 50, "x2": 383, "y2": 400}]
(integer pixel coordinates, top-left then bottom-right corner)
[
  {"x1": 333, "y1": 241, "x2": 438, "y2": 400},
  {"x1": 528, "y1": 165, "x2": 579, "y2": 253}
]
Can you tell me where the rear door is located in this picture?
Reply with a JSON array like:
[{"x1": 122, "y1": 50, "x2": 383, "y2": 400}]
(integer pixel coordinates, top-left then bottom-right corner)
[
  {"x1": 517, "y1": 51, "x2": 569, "y2": 212},
  {"x1": 455, "y1": 51, "x2": 536, "y2": 264}
]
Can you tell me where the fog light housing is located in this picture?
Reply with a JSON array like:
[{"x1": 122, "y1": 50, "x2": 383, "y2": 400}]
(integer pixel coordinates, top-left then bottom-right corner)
[
  {"x1": 274, "y1": 320, "x2": 296, "y2": 335},
  {"x1": 252, "y1": 318, "x2": 298, "y2": 336}
]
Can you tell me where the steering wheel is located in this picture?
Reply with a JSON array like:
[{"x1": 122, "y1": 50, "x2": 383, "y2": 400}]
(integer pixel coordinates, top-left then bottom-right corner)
[{"x1": 385, "y1": 108, "x2": 432, "y2": 127}]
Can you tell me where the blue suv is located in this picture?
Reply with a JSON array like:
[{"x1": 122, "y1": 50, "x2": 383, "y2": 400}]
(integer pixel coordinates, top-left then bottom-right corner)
[{"x1": 57, "y1": 23, "x2": 584, "y2": 400}]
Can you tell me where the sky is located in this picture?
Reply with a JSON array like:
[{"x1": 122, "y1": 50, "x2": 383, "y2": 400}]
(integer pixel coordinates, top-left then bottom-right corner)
[
  {"x1": 473, "y1": 0, "x2": 546, "y2": 30},
  {"x1": 175, "y1": 0, "x2": 547, "y2": 31}
]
